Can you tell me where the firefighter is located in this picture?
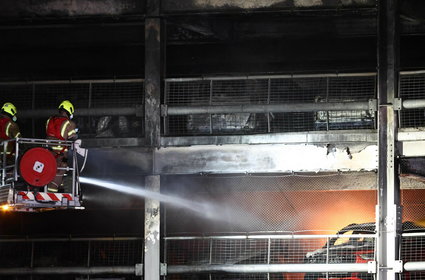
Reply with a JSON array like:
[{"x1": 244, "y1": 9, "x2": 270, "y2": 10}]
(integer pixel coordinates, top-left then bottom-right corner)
[
  {"x1": 46, "y1": 100, "x2": 78, "y2": 192},
  {"x1": 0, "y1": 102, "x2": 21, "y2": 159}
]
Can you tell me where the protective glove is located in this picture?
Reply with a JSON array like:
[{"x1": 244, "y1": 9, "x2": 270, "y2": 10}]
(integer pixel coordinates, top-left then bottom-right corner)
[{"x1": 73, "y1": 139, "x2": 87, "y2": 157}]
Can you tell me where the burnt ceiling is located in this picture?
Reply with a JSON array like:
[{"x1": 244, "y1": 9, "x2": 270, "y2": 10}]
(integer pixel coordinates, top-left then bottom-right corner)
[{"x1": 0, "y1": 0, "x2": 424, "y2": 80}]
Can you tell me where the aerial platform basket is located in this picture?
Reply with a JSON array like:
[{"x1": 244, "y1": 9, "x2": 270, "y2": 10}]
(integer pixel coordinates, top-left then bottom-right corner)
[{"x1": 0, "y1": 138, "x2": 84, "y2": 212}]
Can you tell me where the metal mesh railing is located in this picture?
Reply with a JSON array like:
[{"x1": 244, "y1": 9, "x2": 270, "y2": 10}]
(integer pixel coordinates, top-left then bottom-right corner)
[
  {"x1": 164, "y1": 74, "x2": 377, "y2": 136},
  {"x1": 166, "y1": 237, "x2": 323, "y2": 266},
  {"x1": 0, "y1": 79, "x2": 144, "y2": 139},
  {"x1": 0, "y1": 237, "x2": 142, "y2": 279},
  {"x1": 162, "y1": 173, "x2": 378, "y2": 278},
  {"x1": 165, "y1": 234, "x2": 376, "y2": 279},
  {"x1": 0, "y1": 84, "x2": 34, "y2": 109},
  {"x1": 211, "y1": 238, "x2": 268, "y2": 265},
  {"x1": 34, "y1": 83, "x2": 91, "y2": 109},
  {"x1": 164, "y1": 71, "x2": 425, "y2": 136},
  {"x1": 402, "y1": 272, "x2": 425, "y2": 280},
  {"x1": 91, "y1": 82, "x2": 144, "y2": 108},
  {"x1": 0, "y1": 242, "x2": 32, "y2": 268},
  {"x1": 402, "y1": 233, "x2": 425, "y2": 280},
  {"x1": 90, "y1": 239, "x2": 143, "y2": 266},
  {"x1": 2, "y1": 70, "x2": 425, "y2": 141},
  {"x1": 400, "y1": 72, "x2": 425, "y2": 128},
  {"x1": 33, "y1": 241, "x2": 88, "y2": 267},
  {"x1": 402, "y1": 234, "x2": 425, "y2": 263},
  {"x1": 401, "y1": 189, "x2": 425, "y2": 229},
  {"x1": 163, "y1": 174, "x2": 377, "y2": 234}
]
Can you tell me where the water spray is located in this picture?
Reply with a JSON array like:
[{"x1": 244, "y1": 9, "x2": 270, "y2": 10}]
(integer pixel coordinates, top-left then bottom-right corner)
[
  {"x1": 80, "y1": 177, "x2": 297, "y2": 230},
  {"x1": 80, "y1": 177, "x2": 207, "y2": 214}
]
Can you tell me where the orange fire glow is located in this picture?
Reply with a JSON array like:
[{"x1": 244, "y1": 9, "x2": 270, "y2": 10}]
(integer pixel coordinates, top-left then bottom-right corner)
[{"x1": 222, "y1": 190, "x2": 376, "y2": 233}]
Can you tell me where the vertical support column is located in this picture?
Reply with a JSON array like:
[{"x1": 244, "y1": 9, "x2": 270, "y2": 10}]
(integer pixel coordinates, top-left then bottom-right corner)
[
  {"x1": 267, "y1": 79, "x2": 271, "y2": 133},
  {"x1": 209, "y1": 80, "x2": 213, "y2": 134},
  {"x1": 377, "y1": 1, "x2": 401, "y2": 280},
  {"x1": 145, "y1": 175, "x2": 161, "y2": 280},
  {"x1": 144, "y1": 0, "x2": 164, "y2": 279},
  {"x1": 145, "y1": 0, "x2": 164, "y2": 147},
  {"x1": 31, "y1": 83, "x2": 36, "y2": 137}
]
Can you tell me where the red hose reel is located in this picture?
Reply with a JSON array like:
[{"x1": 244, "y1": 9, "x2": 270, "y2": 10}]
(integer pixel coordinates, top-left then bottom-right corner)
[{"x1": 19, "y1": 148, "x2": 57, "y2": 187}]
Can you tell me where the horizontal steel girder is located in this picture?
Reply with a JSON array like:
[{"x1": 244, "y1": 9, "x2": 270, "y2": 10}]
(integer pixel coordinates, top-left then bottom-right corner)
[
  {"x1": 154, "y1": 143, "x2": 378, "y2": 174},
  {"x1": 167, "y1": 263, "x2": 371, "y2": 274},
  {"x1": 0, "y1": 266, "x2": 136, "y2": 275},
  {"x1": 19, "y1": 106, "x2": 143, "y2": 118}
]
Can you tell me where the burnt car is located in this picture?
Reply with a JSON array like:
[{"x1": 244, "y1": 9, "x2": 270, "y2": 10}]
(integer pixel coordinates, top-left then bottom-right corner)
[
  {"x1": 304, "y1": 222, "x2": 375, "y2": 280},
  {"x1": 304, "y1": 222, "x2": 425, "y2": 280}
]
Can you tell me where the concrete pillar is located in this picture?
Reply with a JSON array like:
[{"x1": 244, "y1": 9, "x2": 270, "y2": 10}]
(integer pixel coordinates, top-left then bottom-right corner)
[
  {"x1": 144, "y1": 175, "x2": 161, "y2": 279},
  {"x1": 144, "y1": 0, "x2": 164, "y2": 148},
  {"x1": 144, "y1": 0, "x2": 164, "y2": 278}
]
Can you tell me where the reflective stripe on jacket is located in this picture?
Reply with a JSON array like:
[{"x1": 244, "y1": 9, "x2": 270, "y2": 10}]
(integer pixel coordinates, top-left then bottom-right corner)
[
  {"x1": 0, "y1": 115, "x2": 20, "y2": 140},
  {"x1": 0, "y1": 117, "x2": 11, "y2": 140},
  {"x1": 0, "y1": 115, "x2": 21, "y2": 155}
]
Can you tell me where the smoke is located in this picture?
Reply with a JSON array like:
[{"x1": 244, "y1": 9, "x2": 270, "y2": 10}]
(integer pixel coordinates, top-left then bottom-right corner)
[{"x1": 80, "y1": 177, "x2": 299, "y2": 231}]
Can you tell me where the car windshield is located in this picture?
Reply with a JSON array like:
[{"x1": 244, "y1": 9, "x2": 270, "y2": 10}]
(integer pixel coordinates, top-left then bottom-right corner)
[
  {"x1": 333, "y1": 230, "x2": 354, "y2": 246},
  {"x1": 333, "y1": 230, "x2": 374, "y2": 246}
]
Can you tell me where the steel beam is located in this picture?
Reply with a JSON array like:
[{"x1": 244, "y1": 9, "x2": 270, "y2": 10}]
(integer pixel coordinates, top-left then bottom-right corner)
[
  {"x1": 162, "y1": 0, "x2": 376, "y2": 13},
  {"x1": 398, "y1": 129, "x2": 425, "y2": 141},
  {"x1": 154, "y1": 144, "x2": 378, "y2": 174},
  {"x1": 163, "y1": 98, "x2": 425, "y2": 116},
  {"x1": 161, "y1": 130, "x2": 377, "y2": 146},
  {"x1": 165, "y1": 72, "x2": 377, "y2": 82},
  {"x1": 81, "y1": 137, "x2": 146, "y2": 148},
  {"x1": 19, "y1": 107, "x2": 142, "y2": 119},
  {"x1": 144, "y1": 175, "x2": 161, "y2": 280},
  {"x1": 167, "y1": 263, "x2": 370, "y2": 274},
  {"x1": 0, "y1": 0, "x2": 143, "y2": 17},
  {"x1": 0, "y1": 78, "x2": 143, "y2": 86},
  {"x1": 404, "y1": 262, "x2": 425, "y2": 272},
  {"x1": 376, "y1": 1, "x2": 401, "y2": 280},
  {"x1": 402, "y1": 99, "x2": 425, "y2": 109},
  {"x1": 0, "y1": 237, "x2": 142, "y2": 242},
  {"x1": 163, "y1": 102, "x2": 371, "y2": 116},
  {"x1": 399, "y1": 141, "x2": 425, "y2": 157},
  {"x1": 0, "y1": 266, "x2": 135, "y2": 275},
  {"x1": 165, "y1": 234, "x2": 376, "y2": 240}
]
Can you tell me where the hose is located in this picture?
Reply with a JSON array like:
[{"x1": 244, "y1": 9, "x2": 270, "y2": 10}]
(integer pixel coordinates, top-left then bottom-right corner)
[{"x1": 79, "y1": 149, "x2": 88, "y2": 173}]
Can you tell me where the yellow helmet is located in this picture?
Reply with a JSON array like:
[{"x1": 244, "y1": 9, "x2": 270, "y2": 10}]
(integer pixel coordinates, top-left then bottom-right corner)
[
  {"x1": 2, "y1": 102, "x2": 17, "y2": 117},
  {"x1": 58, "y1": 100, "x2": 74, "y2": 116}
]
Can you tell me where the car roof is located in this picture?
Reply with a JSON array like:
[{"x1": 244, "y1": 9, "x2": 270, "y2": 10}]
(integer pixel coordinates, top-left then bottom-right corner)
[{"x1": 337, "y1": 221, "x2": 425, "y2": 234}]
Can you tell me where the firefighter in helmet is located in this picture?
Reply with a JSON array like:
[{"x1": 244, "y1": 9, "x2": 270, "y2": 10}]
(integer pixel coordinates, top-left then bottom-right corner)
[
  {"x1": 46, "y1": 100, "x2": 78, "y2": 192},
  {"x1": 0, "y1": 102, "x2": 21, "y2": 158}
]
